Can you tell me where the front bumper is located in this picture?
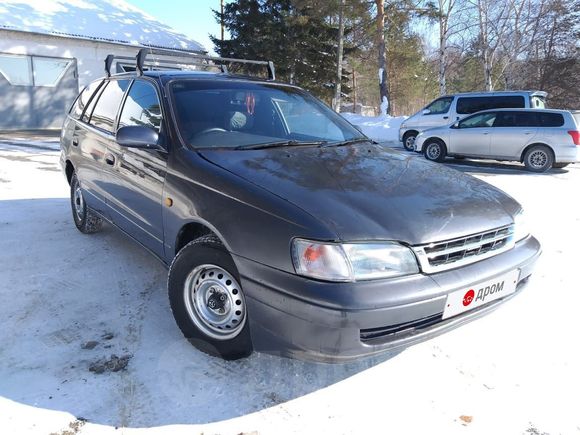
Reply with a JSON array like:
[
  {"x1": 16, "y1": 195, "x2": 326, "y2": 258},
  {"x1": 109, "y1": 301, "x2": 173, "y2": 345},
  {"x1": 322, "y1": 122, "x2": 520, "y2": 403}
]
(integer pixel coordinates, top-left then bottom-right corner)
[{"x1": 234, "y1": 235, "x2": 541, "y2": 363}]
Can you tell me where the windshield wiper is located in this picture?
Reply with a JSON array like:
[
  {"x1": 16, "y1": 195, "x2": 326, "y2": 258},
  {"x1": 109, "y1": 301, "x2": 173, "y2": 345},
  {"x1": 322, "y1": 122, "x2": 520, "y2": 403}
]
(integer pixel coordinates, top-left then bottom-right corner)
[
  {"x1": 235, "y1": 140, "x2": 327, "y2": 150},
  {"x1": 320, "y1": 138, "x2": 375, "y2": 148}
]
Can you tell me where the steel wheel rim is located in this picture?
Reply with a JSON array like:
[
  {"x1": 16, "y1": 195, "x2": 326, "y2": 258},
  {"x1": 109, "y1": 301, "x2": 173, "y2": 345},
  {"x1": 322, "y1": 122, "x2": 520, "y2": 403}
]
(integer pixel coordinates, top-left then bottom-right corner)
[
  {"x1": 73, "y1": 184, "x2": 84, "y2": 221},
  {"x1": 184, "y1": 264, "x2": 246, "y2": 340},
  {"x1": 405, "y1": 136, "x2": 416, "y2": 150},
  {"x1": 529, "y1": 150, "x2": 548, "y2": 169},
  {"x1": 427, "y1": 143, "x2": 440, "y2": 159}
]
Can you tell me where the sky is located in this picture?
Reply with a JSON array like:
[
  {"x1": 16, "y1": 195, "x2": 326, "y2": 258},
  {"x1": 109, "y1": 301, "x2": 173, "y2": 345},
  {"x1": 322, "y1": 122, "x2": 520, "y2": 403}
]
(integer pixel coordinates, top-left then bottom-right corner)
[{"x1": 127, "y1": 0, "x2": 230, "y2": 54}]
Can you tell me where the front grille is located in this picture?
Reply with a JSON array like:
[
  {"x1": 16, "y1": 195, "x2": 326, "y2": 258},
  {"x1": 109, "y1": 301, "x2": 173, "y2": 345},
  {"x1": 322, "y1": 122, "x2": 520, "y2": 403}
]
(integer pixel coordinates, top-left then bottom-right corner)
[{"x1": 412, "y1": 225, "x2": 515, "y2": 273}]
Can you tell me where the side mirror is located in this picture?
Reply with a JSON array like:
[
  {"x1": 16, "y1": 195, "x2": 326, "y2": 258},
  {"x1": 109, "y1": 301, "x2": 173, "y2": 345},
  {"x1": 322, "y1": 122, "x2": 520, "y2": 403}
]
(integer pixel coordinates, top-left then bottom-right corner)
[
  {"x1": 116, "y1": 125, "x2": 163, "y2": 150},
  {"x1": 422, "y1": 109, "x2": 431, "y2": 115},
  {"x1": 452, "y1": 121, "x2": 460, "y2": 129}
]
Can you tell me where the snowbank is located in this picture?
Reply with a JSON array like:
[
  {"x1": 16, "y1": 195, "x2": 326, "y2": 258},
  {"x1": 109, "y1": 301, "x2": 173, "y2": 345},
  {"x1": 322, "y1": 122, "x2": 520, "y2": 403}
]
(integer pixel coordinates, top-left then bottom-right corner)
[{"x1": 341, "y1": 113, "x2": 407, "y2": 145}]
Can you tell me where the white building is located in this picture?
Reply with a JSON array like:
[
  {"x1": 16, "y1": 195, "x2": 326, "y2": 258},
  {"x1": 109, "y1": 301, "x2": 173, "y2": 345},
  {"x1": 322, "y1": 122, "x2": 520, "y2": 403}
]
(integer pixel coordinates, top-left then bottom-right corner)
[{"x1": 0, "y1": 0, "x2": 205, "y2": 129}]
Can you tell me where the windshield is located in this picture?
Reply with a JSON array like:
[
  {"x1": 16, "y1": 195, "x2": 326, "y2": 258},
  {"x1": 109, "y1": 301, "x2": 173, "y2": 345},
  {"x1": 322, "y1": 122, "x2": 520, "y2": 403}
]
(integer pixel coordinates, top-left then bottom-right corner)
[{"x1": 171, "y1": 80, "x2": 365, "y2": 149}]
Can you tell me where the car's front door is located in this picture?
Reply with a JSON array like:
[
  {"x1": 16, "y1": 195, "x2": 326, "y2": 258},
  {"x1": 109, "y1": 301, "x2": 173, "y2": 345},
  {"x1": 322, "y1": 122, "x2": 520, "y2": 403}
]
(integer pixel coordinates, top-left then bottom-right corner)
[
  {"x1": 448, "y1": 112, "x2": 497, "y2": 156},
  {"x1": 490, "y1": 111, "x2": 539, "y2": 158},
  {"x1": 102, "y1": 79, "x2": 168, "y2": 257},
  {"x1": 418, "y1": 96, "x2": 455, "y2": 128}
]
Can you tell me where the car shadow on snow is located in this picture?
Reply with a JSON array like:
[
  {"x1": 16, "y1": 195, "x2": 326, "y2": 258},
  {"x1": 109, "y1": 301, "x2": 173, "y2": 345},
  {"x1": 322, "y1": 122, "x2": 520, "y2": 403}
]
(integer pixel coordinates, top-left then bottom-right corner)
[
  {"x1": 444, "y1": 157, "x2": 572, "y2": 176},
  {"x1": 0, "y1": 197, "x2": 399, "y2": 429}
]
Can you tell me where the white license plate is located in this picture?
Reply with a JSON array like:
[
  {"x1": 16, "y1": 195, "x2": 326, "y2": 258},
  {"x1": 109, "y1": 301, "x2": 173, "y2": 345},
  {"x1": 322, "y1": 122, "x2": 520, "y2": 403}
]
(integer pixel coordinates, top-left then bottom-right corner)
[{"x1": 442, "y1": 269, "x2": 520, "y2": 320}]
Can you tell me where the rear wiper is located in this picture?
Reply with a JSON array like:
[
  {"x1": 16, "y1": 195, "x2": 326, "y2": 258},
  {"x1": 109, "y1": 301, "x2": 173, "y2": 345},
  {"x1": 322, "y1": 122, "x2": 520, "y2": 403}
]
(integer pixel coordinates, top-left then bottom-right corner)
[
  {"x1": 320, "y1": 138, "x2": 374, "y2": 148},
  {"x1": 235, "y1": 140, "x2": 327, "y2": 150}
]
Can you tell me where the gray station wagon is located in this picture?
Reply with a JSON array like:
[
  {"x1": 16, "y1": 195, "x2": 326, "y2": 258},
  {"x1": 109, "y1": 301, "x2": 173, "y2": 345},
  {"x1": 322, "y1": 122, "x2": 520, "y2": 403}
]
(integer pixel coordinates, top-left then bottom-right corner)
[
  {"x1": 415, "y1": 109, "x2": 580, "y2": 172},
  {"x1": 60, "y1": 49, "x2": 541, "y2": 362}
]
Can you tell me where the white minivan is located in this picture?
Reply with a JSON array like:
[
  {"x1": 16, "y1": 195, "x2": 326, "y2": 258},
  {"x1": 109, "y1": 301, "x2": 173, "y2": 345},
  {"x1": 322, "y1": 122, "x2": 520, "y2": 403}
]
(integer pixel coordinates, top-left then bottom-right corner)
[{"x1": 399, "y1": 91, "x2": 547, "y2": 151}]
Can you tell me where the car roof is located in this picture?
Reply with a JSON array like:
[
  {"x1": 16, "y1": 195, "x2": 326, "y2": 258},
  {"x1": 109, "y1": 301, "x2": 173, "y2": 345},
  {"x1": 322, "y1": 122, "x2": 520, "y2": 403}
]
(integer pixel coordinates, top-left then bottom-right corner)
[
  {"x1": 442, "y1": 90, "x2": 547, "y2": 98},
  {"x1": 474, "y1": 108, "x2": 571, "y2": 114}
]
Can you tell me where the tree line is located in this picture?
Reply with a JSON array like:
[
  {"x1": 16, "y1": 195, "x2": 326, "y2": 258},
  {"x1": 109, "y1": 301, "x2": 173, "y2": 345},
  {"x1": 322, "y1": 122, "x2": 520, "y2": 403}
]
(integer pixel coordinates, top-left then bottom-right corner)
[{"x1": 211, "y1": 0, "x2": 579, "y2": 116}]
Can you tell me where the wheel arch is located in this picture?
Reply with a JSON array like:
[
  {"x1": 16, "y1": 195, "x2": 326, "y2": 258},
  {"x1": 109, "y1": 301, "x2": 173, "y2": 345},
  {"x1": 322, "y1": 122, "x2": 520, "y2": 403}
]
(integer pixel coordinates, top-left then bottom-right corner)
[
  {"x1": 174, "y1": 219, "x2": 229, "y2": 257},
  {"x1": 520, "y1": 142, "x2": 555, "y2": 163}
]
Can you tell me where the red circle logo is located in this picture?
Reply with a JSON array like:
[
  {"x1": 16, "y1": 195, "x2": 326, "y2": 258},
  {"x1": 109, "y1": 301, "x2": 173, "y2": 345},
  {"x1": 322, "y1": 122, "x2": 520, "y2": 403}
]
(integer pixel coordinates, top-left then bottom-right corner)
[{"x1": 463, "y1": 289, "x2": 475, "y2": 306}]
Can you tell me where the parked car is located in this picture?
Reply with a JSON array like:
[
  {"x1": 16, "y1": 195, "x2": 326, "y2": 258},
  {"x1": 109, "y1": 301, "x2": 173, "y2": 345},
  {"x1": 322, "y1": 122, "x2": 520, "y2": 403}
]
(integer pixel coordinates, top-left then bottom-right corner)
[
  {"x1": 60, "y1": 49, "x2": 541, "y2": 362},
  {"x1": 399, "y1": 91, "x2": 547, "y2": 151},
  {"x1": 415, "y1": 109, "x2": 580, "y2": 172}
]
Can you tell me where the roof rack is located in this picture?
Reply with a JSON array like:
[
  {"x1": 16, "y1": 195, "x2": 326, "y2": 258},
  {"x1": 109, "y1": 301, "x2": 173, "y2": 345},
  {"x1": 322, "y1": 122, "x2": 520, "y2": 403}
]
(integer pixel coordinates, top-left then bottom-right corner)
[{"x1": 104, "y1": 48, "x2": 276, "y2": 80}]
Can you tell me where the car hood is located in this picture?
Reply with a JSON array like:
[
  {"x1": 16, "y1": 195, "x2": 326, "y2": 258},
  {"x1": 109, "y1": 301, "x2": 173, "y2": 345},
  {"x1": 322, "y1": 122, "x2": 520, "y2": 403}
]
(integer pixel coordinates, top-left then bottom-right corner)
[{"x1": 200, "y1": 144, "x2": 519, "y2": 244}]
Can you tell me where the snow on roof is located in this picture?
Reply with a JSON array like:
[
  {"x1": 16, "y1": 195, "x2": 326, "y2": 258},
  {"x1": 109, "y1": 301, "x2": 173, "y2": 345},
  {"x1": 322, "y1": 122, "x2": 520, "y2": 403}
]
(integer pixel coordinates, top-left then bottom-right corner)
[{"x1": 0, "y1": 0, "x2": 205, "y2": 53}]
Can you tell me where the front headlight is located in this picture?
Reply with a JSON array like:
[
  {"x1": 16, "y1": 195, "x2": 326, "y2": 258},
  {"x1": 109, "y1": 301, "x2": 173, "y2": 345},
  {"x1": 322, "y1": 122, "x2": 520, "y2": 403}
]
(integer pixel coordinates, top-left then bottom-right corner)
[
  {"x1": 513, "y1": 211, "x2": 529, "y2": 242},
  {"x1": 292, "y1": 239, "x2": 419, "y2": 282}
]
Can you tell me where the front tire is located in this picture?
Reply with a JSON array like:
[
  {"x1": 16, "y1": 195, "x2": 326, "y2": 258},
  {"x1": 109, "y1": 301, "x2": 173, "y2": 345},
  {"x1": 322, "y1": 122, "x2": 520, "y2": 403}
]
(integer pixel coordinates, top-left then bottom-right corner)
[
  {"x1": 70, "y1": 174, "x2": 103, "y2": 234},
  {"x1": 523, "y1": 145, "x2": 553, "y2": 172},
  {"x1": 402, "y1": 131, "x2": 418, "y2": 151},
  {"x1": 424, "y1": 139, "x2": 447, "y2": 163},
  {"x1": 168, "y1": 235, "x2": 252, "y2": 360}
]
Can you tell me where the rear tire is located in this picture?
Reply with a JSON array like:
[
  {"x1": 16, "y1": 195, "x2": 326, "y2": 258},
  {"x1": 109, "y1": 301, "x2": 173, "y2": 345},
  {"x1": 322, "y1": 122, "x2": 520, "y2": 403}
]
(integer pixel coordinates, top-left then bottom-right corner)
[
  {"x1": 168, "y1": 235, "x2": 253, "y2": 360},
  {"x1": 402, "y1": 131, "x2": 418, "y2": 152},
  {"x1": 523, "y1": 145, "x2": 553, "y2": 172},
  {"x1": 70, "y1": 174, "x2": 103, "y2": 234},
  {"x1": 424, "y1": 139, "x2": 447, "y2": 163}
]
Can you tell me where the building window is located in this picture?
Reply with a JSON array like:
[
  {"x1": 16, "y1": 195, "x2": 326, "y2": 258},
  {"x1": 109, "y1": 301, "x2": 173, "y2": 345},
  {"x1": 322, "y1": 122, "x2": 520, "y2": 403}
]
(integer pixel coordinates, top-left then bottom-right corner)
[
  {"x1": 0, "y1": 54, "x2": 72, "y2": 87},
  {"x1": 0, "y1": 55, "x2": 32, "y2": 85}
]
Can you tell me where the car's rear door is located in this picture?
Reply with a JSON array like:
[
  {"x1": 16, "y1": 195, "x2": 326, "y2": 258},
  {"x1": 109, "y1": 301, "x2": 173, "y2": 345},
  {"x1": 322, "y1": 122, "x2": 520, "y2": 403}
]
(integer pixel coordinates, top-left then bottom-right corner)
[
  {"x1": 490, "y1": 111, "x2": 539, "y2": 158},
  {"x1": 448, "y1": 112, "x2": 497, "y2": 156},
  {"x1": 102, "y1": 78, "x2": 168, "y2": 257},
  {"x1": 81, "y1": 79, "x2": 132, "y2": 216},
  {"x1": 64, "y1": 79, "x2": 109, "y2": 215}
]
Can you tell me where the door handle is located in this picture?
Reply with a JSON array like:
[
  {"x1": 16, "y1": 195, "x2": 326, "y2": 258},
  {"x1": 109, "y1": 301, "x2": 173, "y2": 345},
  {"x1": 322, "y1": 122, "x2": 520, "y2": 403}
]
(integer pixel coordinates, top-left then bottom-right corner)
[
  {"x1": 482, "y1": 131, "x2": 490, "y2": 135},
  {"x1": 105, "y1": 153, "x2": 115, "y2": 166},
  {"x1": 443, "y1": 116, "x2": 449, "y2": 119},
  {"x1": 523, "y1": 131, "x2": 533, "y2": 135},
  {"x1": 72, "y1": 138, "x2": 78, "y2": 146}
]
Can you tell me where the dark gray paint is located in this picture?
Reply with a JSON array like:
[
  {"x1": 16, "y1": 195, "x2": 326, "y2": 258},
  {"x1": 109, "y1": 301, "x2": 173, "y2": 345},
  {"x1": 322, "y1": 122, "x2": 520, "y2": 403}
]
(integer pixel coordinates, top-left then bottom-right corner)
[{"x1": 60, "y1": 71, "x2": 541, "y2": 362}]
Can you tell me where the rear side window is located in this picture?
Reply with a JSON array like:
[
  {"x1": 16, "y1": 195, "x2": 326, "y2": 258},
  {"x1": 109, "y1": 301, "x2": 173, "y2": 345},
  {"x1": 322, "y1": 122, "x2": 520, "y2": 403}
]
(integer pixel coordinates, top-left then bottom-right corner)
[
  {"x1": 69, "y1": 80, "x2": 103, "y2": 120},
  {"x1": 457, "y1": 96, "x2": 525, "y2": 115},
  {"x1": 89, "y1": 79, "x2": 131, "y2": 133},
  {"x1": 458, "y1": 112, "x2": 497, "y2": 128},
  {"x1": 494, "y1": 111, "x2": 538, "y2": 127},
  {"x1": 539, "y1": 113, "x2": 564, "y2": 127},
  {"x1": 425, "y1": 97, "x2": 453, "y2": 115},
  {"x1": 118, "y1": 80, "x2": 162, "y2": 132}
]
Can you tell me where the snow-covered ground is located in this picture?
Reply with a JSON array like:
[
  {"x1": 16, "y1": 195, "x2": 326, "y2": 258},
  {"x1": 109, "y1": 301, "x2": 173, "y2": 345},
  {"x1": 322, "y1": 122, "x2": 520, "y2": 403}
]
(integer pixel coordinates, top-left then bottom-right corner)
[
  {"x1": 1, "y1": 139, "x2": 579, "y2": 435},
  {"x1": 341, "y1": 112, "x2": 407, "y2": 145}
]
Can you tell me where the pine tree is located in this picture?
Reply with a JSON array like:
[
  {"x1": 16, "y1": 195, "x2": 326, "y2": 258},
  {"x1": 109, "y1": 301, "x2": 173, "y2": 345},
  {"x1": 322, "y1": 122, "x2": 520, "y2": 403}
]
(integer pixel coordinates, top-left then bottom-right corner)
[{"x1": 211, "y1": 0, "x2": 352, "y2": 103}]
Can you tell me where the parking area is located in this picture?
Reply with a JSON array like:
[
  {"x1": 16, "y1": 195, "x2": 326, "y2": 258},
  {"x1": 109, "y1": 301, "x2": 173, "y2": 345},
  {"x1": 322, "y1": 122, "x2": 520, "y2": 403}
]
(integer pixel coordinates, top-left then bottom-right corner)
[{"x1": 0, "y1": 139, "x2": 579, "y2": 435}]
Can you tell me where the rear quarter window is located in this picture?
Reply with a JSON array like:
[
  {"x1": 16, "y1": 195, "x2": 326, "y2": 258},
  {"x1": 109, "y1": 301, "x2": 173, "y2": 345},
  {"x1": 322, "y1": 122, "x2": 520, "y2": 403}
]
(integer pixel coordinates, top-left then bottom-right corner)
[
  {"x1": 69, "y1": 80, "x2": 103, "y2": 120},
  {"x1": 539, "y1": 113, "x2": 564, "y2": 127},
  {"x1": 457, "y1": 96, "x2": 525, "y2": 114}
]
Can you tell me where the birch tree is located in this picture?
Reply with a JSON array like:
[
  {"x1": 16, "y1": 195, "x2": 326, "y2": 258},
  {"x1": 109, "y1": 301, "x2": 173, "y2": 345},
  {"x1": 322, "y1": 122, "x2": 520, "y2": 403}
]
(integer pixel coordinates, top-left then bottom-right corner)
[
  {"x1": 375, "y1": 0, "x2": 391, "y2": 115},
  {"x1": 333, "y1": 0, "x2": 346, "y2": 111}
]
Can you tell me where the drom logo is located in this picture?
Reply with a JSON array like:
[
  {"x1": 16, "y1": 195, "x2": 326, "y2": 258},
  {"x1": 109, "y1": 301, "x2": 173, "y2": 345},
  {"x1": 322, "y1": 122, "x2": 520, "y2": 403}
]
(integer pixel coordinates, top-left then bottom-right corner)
[{"x1": 463, "y1": 289, "x2": 475, "y2": 307}]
